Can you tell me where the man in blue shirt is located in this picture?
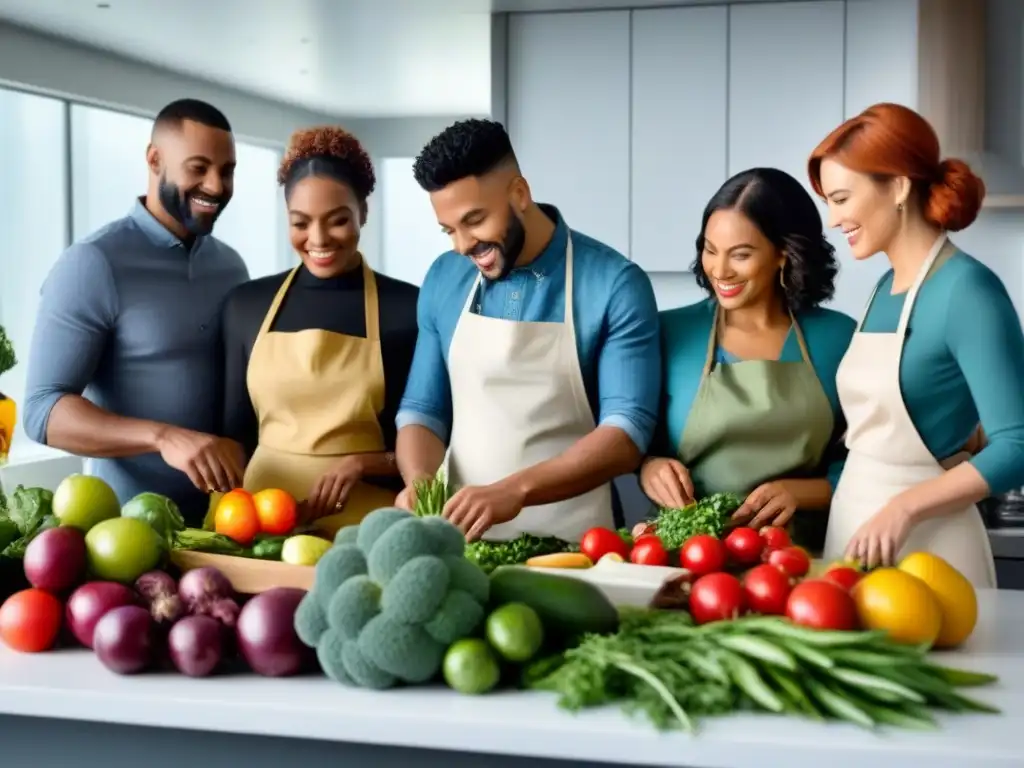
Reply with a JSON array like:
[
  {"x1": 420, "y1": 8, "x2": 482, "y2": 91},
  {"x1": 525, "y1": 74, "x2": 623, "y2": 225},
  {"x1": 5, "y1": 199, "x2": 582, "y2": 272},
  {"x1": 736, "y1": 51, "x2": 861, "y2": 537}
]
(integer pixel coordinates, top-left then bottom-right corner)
[
  {"x1": 395, "y1": 119, "x2": 661, "y2": 542},
  {"x1": 23, "y1": 99, "x2": 250, "y2": 524}
]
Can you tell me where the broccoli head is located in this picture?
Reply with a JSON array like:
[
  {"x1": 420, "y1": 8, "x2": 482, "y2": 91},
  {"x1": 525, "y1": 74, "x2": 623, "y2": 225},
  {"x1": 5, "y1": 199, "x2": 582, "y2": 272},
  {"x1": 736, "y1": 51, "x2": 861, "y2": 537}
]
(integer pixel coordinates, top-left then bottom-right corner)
[{"x1": 293, "y1": 507, "x2": 490, "y2": 689}]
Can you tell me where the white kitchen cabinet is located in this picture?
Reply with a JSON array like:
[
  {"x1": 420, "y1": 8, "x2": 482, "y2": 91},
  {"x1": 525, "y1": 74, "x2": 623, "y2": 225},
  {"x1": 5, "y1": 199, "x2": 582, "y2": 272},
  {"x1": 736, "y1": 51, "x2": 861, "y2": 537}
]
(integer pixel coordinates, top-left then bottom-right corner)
[
  {"x1": 843, "y1": 0, "x2": 919, "y2": 118},
  {"x1": 507, "y1": 11, "x2": 631, "y2": 256},
  {"x1": 630, "y1": 6, "x2": 728, "y2": 274},
  {"x1": 727, "y1": 1, "x2": 845, "y2": 192}
]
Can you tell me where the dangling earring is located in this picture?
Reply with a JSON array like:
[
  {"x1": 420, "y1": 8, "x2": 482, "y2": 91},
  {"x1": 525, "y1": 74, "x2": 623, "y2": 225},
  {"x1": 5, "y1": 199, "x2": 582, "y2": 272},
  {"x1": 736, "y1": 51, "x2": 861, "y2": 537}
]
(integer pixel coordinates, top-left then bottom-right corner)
[
  {"x1": 779, "y1": 266, "x2": 787, "y2": 291},
  {"x1": 897, "y1": 201, "x2": 904, "y2": 212}
]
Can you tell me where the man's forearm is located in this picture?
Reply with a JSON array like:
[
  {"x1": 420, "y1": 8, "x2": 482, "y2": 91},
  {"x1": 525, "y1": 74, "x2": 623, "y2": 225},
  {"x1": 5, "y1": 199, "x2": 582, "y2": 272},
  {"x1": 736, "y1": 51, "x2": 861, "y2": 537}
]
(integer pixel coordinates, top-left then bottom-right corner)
[
  {"x1": 46, "y1": 395, "x2": 166, "y2": 458},
  {"x1": 501, "y1": 426, "x2": 642, "y2": 507},
  {"x1": 396, "y1": 424, "x2": 446, "y2": 485}
]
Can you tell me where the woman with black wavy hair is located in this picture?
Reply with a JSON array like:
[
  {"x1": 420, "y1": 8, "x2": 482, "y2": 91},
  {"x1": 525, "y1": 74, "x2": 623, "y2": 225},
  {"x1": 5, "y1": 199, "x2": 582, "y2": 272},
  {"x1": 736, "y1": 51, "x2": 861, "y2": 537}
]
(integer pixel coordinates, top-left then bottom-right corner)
[{"x1": 640, "y1": 168, "x2": 855, "y2": 549}]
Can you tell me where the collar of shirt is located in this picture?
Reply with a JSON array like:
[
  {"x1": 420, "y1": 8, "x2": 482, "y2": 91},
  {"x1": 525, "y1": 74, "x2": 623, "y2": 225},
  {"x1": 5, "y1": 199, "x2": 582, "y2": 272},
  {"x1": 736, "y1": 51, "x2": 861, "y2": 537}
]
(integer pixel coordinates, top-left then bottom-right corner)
[
  {"x1": 293, "y1": 262, "x2": 364, "y2": 290},
  {"x1": 129, "y1": 197, "x2": 208, "y2": 253},
  {"x1": 495, "y1": 202, "x2": 568, "y2": 284}
]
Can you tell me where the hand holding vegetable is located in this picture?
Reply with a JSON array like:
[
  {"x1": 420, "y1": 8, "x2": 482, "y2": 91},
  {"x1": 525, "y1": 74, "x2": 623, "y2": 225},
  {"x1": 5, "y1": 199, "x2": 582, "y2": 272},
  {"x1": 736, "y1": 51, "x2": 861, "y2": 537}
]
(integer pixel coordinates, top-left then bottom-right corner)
[
  {"x1": 306, "y1": 455, "x2": 365, "y2": 518},
  {"x1": 156, "y1": 427, "x2": 245, "y2": 493},
  {"x1": 845, "y1": 499, "x2": 914, "y2": 569},
  {"x1": 731, "y1": 481, "x2": 798, "y2": 530},
  {"x1": 443, "y1": 482, "x2": 526, "y2": 541},
  {"x1": 639, "y1": 457, "x2": 694, "y2": 510}
]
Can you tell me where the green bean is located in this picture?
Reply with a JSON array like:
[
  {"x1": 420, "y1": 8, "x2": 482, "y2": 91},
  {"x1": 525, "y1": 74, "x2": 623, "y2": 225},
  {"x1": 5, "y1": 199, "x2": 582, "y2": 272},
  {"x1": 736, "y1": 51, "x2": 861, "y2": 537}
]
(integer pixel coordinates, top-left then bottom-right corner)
[
  {"x1": 717, "y1": 634, "x2": 798, "y2": 671},
  {"x1": 777, "y1": 637, "x2": 835, "y2": 669},
  {"x1": 739, "y1": 616, "x2": 887, "y2": 647},
  {"x1": 805, "y1": 678, "x2": 875, "y2": 729},
  {"x1": 722, "y1": 651, "x2": 785, "y2": 713},
  {"x1": 928, "y1": 665, "x2": 999, "y2": 688},
  {"x1": 828, "y1": 668, "x2": 926, "y2": 703}
]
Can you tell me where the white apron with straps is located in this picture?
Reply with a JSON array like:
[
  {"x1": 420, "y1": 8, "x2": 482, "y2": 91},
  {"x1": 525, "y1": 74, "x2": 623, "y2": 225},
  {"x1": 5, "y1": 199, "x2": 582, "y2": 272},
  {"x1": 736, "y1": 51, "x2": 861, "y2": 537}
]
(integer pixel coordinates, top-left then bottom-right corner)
[
  {"x1": 441, "y1": 234, "x2": 614, "y2": 542},
  {"x1": 824, "y1": 234, "x2": 997, "y2": 587}
]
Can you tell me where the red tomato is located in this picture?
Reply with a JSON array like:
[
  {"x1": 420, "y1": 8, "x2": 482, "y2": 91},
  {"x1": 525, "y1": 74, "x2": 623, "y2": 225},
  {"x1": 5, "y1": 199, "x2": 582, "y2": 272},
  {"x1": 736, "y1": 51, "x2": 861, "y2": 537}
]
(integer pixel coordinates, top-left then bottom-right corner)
[
  {"x1": 823, "y1": 566, "x2": 863, "y2": 591},
  {"x1": 742, "y1": 564, "x2": 793, "y2": 616},
  {"x1": 785, "y1": 579, "x2": 859, "y2": 631},
  {"x1": 768, "y1": 546, "x2": 811, "y2": 578},
  {"x1": 679, "y1": 534, "x2": 727, "y2": 576},
  {"x1": 580, "y1": 527, "x2": 631, "y2": 563},
  {"x1": 759, "y1": 526, "x2": 791, "y2": 551},
  {"x1": 689, "y1": 573, "x2": 745, "y2": 624},
  {"x1": 724, "y1": 527, "x2": 764, "y2": 565},
  {"x1": 630, "y1": 536, "x2": 669, "y2": 566},
  {"x1": 0, "y1": 588, "x2": 63, "y2": 653}
]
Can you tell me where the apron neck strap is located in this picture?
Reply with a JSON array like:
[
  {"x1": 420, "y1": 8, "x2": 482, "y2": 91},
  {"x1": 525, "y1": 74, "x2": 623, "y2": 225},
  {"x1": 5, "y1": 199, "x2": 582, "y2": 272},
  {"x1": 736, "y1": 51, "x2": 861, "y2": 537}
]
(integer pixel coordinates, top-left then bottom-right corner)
[
  {"x1": 704, "y1": 305, "x2": 809, "y2": 374},
  {"x1": 562, "y1": 233, "x2": 575, "y2": 328},
  {"x1": 360, "y1": 256, "x2": 380, "y2": 341},
  {"x1": 896, "y1": 233, "x2": 948, "y2": 337},
  {"x1": 257, "y1": 267, "x2": 301, "y2": 339},
  {"x1": 789, "y1": 310, "x2": 812, "y2": 364}
]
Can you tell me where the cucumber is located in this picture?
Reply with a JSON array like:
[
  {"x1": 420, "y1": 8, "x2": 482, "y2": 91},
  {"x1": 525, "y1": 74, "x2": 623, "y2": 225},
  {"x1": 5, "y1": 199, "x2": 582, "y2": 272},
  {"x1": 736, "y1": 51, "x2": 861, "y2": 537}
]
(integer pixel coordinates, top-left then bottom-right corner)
[{"x1": 488, "y1": 566, "x2": 619, "y2": 640}]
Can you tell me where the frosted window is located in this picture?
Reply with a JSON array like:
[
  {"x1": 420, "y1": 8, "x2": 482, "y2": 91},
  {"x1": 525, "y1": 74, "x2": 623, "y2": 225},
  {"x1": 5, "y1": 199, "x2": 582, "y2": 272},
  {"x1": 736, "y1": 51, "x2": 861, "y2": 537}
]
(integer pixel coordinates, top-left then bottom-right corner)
[
  {"x1": 0, "y1": 89, "x2": 69, "y2": 460},
  {"x1": 70, "y1": 104, "x2": 286, "y2": 279},
  {"x1": 380, "y1": 157, "x2": 453, "y2": 285}
]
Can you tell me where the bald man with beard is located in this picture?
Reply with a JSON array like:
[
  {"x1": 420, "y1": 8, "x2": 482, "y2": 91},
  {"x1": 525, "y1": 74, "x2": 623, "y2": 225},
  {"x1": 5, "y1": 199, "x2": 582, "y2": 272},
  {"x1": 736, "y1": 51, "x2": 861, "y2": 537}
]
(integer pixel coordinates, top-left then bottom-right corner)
[{"x1": 23, "y1": 98, "x2": 250, "y2": 525}]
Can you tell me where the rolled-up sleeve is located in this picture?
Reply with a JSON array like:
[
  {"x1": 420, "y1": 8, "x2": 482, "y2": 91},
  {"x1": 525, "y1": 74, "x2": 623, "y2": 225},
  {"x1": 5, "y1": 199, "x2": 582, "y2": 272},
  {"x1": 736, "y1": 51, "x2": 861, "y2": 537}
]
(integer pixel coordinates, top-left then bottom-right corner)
[
  {"x1": 395, "y1": 260, "x2": 452, "y2": 443},
  {"x1": 597, "y1": 264, "x2": 661, "y2": 453},
  {"x1": 950, "y1": 268, "x2": 1024, "y2": 495},
  {"x1": 23, "y1": 244, "x2": 117, "y2": 445}
]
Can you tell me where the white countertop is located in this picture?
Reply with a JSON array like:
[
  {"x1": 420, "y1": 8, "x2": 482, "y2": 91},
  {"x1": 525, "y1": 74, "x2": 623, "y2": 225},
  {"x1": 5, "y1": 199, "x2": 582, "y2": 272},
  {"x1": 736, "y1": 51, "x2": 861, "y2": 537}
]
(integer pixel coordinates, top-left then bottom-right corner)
[{"x1": 1, "y1": 589, "x2": 1022, "y2": 768}]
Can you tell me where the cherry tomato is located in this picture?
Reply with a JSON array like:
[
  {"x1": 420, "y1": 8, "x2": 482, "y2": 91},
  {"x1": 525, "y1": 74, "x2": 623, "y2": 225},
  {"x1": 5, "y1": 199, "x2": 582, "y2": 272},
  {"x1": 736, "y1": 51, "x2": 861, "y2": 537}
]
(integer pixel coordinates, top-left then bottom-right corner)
[
  {"x1": 689, "y1": 572, "x2": 745, "y2": 624},
  {"x1": 823, "y1": 566, "x2": 863, "y2": 591},
  {"x1": 759, "y1": 526, "x2": 791, "y2": 552},
  {"x1": 742, "y1": 564, "x2": 793, "y2": 616},
  {"x1": 785, "y1": 579, "x2": 859, "y2": 631},
  {"x1": 724, "y1": 527, "x2": 764, "y2": 565},
  {"x1": 768, "y1": 546, "x2": 811, "y2": 578},
  {"x1": 0, "y1": 588, "x2": 63, "y2": 653},
  {"x1": 679, "y1": 534, "x2": 727, "y2": 576},
  {"x1": 630, "y1": 536, "x2": 669, "y2": 566},
  {"x1": 580, "y1": 527, "x2": 631, "y2": 564}
]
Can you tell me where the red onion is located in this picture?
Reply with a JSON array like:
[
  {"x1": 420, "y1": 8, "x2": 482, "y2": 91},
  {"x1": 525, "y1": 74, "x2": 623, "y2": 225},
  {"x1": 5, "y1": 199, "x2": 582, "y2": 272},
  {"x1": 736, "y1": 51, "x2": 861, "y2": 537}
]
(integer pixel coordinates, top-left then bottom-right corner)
[
  {"x1": 65, "y1": 582, "x2": 138, "y2": 648},
  {"x1": 168, "y1": 615, "x2": 224, "y2": 677},
  {"x1": 178, "y1": 567, "x2": 234, "y2": 609},
  {"x1": 236, "y1": 588, "x2": 310, "y2": 677},
  {"x1": 93, "y1": 605, "x2": 155, "y2": 674}
]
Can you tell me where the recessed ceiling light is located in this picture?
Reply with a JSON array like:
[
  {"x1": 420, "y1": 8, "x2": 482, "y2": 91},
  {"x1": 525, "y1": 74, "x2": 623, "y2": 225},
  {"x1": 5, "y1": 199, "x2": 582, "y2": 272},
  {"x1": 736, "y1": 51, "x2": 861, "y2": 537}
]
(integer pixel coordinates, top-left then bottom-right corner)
[
  {"x1": 300, "y1": 37, "x2": 310, "y2": 44},
  {"x1": 299, "y1": 69, "x2": 308, "y2": 75},
  {"x1": 96, "y1": 2, "x2": 110, "y2": 7}
]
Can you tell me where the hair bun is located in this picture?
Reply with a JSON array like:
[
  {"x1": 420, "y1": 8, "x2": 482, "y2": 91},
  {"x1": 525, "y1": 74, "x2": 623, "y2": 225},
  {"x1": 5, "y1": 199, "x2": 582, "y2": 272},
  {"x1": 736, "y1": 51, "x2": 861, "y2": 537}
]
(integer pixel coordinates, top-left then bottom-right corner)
[{"x1": 925, "y1": 158, "x2": 985, "y2": 232}]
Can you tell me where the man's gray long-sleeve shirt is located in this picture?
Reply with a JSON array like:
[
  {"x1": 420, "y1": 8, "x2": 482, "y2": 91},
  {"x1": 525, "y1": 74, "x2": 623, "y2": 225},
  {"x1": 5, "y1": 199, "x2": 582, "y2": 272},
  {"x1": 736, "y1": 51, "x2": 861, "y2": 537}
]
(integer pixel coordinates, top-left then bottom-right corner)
[{"x1": 23, "y1": 199, "x2": 249, "y2": 523}]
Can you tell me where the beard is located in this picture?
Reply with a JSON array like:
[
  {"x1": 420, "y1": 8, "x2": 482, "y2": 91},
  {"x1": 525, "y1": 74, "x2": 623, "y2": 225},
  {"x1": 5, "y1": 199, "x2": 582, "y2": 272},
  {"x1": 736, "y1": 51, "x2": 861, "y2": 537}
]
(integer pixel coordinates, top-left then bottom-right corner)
[
  {"x1": 157, "y1": 174, "x2": 230, "y2": 237},
  {"x1": 468, "y1": 205, "x2": 527, "y2": 281}
]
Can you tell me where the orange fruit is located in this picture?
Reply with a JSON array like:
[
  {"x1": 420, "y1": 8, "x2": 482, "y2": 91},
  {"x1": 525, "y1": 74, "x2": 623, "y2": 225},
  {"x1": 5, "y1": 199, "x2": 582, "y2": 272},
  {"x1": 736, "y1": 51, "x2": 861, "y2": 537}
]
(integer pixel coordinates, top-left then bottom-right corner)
[
  {"x1": 898, "y1": 552, "x2": 978, "y2": 648},
  {"x1": 851, "y1": 567, "x2": 942, "y2": 647},
  {"x1": 214, "y1": 489, "x2": 260, "y2": 546},
  {"x1": 252, "y1": 488, "x2": 298, "y2": 536}
]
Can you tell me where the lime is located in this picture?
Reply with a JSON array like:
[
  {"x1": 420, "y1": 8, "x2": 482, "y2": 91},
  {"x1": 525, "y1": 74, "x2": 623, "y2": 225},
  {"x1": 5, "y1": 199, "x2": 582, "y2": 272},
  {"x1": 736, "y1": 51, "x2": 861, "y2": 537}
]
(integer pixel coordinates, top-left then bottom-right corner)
[
  {"x1": 53, "y1": 474, "x2": 120, "y2": 532},
  {"x1": 84, "y1": 517, "x2": 162, "y2": 583},
  {"x1": 281, "y1": 535, "x2": 332, "y2": 566},
  {"x1": 485, "y1": 602, "x2": 544, "y2": 663},
  {"x1": 442, "y1": 638, "x2": 501, "y2": 695}
]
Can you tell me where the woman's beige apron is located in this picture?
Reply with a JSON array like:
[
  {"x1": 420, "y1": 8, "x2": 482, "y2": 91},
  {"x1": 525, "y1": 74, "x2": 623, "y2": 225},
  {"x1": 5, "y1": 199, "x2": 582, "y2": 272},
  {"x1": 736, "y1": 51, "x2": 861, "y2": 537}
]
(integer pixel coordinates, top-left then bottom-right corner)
[
  {"x1": 678, "y1": 307, "x2": 835, "y2": 547},
  {"x1": 242, "y1": 259, "x2": 397, "y2": 538},
  {"x1": 440, "y1": 234, "x2": 613, "y2": 543},
  {"x1": 823, "y1": 235, "x2": 997, "y2": 587}
]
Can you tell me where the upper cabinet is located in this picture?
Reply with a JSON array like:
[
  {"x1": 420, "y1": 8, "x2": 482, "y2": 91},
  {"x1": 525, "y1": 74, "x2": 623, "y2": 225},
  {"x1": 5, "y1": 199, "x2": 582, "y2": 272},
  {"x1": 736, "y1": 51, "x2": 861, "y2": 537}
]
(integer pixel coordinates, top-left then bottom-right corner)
[
  {"x1": 507, "y1": 11, "x2": 631, "y2": 256},
  {"x1": 630, "y1": 6, "x2": 728, "y2": 274},
  {"x1": 727, "y1": 1, "x2": 845, "y2": 191}
]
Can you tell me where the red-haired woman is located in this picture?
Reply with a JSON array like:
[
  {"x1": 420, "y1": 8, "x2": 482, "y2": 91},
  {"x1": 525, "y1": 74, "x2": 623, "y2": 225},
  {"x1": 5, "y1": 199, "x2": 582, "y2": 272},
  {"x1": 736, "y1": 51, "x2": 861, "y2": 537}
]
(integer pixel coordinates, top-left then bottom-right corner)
[
  {"x1": 219, "y1": 127, "x2": 419, "y2": 537},
  {"x1": 808, "y1": 103, "x2": 1024, "y2": 586}
]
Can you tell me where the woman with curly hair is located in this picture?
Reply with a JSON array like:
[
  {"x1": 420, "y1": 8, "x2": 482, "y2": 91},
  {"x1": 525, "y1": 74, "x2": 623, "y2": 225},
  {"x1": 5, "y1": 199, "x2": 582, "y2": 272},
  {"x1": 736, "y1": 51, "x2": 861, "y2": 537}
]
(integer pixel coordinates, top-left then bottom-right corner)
[
  {"x1": 810, "y1": 103, "x2": 1023, "y2": 585},
  {"x1": 640, "y1": 168, "x2": 855, "y2": 551},
  {"x1": 220, "y1": 126, "x2": 419, "y2": 536}
]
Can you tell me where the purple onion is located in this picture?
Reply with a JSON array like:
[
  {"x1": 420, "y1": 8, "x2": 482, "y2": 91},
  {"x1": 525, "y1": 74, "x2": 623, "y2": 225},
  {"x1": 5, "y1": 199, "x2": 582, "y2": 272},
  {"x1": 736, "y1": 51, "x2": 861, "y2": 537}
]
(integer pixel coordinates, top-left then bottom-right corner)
[
  {"x1": 178, "y1": 567, "x2": 234, "y2": 608},
  {"x1": 168, "y1": 615, "x2": 224, "y2": 677},
  {"x1": 92, "y1": 605, "x2": 155, "y2": 675}
]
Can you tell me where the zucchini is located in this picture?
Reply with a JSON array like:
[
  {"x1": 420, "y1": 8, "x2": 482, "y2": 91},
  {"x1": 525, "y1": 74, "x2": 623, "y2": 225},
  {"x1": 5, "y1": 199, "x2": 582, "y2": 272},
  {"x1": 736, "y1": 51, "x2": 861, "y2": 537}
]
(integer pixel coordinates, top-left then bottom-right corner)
[{"x1": 489, "y1": 566, "x2": 619, "y2": 640}]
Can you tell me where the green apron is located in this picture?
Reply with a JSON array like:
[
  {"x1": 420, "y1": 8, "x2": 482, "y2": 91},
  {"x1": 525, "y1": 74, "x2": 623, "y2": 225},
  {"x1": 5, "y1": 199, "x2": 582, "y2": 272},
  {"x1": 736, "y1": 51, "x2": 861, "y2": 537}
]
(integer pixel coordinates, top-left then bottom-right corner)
[{"x1": 678, "y1": 307, "x2": 835, "y2": 551}]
